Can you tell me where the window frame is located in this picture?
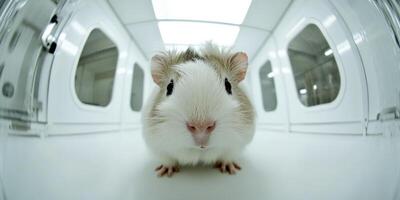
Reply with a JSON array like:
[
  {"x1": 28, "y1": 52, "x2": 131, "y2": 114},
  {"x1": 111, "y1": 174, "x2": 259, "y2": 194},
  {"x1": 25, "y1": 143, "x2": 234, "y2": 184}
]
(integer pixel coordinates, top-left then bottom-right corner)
[
  {"x1": 258, "y1": 60, "x2": 278, "y2": 112},
  {"x1": 284, "y1": 20, "x2": 346, "y2": 111},
  {"x1": 71, "y1": 27, "x2": 120, "y2": 110}
]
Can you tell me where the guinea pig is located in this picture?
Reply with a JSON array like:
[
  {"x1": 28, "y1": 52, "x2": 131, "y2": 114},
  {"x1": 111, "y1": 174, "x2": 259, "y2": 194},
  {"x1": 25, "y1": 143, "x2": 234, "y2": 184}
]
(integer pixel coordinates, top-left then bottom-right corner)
[{"x1": 142, "y1": 43, "x2": 255, "y2": 177}]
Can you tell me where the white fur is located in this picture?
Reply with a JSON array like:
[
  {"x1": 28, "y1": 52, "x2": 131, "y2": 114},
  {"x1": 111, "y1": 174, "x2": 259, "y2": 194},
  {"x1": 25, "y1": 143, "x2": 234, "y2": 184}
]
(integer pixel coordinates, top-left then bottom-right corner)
[{"x1": 142, "y1": 60, "x2": 254, "y2": 166}]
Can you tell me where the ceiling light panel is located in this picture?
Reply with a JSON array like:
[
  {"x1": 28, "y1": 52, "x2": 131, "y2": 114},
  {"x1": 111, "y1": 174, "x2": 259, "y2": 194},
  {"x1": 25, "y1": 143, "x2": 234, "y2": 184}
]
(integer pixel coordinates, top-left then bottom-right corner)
[
  {"x1": 158, "y1": 21, "x2": 239, "y2": 46},
  {"x1": 152, "y1": 0, "x2": 252, "y2": 24},
  {"x1": 164, "y1": 44, "x2": 201, "y2": 52}
]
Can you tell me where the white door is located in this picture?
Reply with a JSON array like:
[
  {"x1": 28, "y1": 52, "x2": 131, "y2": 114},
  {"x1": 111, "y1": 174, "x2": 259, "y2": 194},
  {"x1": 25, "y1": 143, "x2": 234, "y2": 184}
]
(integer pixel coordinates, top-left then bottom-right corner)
[
  {"x1": 46, "y1": 0, "x2": 132, "y2": 134},
  {"x1": 0, "y1": 0, "x2": 69, "y2": 124},
  {"x1": 330, "y1": 0, "x2": 400, "y2": 135},
  {"x1": 250, "y1": 37, "x2": 289, "y2": 132},
  {"x1": 274, "y1": 0, "x2": 368, "y2": 134}
]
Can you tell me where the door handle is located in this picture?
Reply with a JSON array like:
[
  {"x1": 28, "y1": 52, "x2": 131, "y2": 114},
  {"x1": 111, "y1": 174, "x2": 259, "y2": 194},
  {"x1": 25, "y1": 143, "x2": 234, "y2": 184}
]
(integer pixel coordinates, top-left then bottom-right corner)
[
  {"x1": 377, "y1": 106, "x2": 400, "y2": 121},
  {"x1": 41, "y1": 15, "x2": 58, "y2": 54}
]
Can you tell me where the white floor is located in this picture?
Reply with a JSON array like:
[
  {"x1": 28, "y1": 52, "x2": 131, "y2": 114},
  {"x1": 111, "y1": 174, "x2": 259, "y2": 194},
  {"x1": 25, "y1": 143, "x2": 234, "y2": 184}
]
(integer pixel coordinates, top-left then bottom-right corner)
[{"x1": 2, "y1": 129, "x2": 400, "y2": 200}]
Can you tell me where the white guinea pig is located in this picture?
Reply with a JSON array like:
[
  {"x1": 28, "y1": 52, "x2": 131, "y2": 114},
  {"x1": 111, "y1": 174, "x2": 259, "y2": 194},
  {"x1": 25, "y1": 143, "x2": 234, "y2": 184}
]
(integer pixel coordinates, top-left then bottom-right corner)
[{"x1": 142, "y1": 43, "x2": 255, "y2": 177}]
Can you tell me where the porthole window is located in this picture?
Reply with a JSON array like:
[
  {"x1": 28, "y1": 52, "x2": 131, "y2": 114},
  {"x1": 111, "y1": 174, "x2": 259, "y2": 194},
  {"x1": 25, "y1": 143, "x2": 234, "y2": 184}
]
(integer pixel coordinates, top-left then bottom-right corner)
[
  {"x1": 74, "y1": 29, "x2": 118, "y2": 107},
  {"x1": 259, "y1": 61, "x2": 277, "y2": 111},
  {"x1": 130, "y1": 63, "x2": 144, "y2": 111},
  {"x1": 288, "y1": 24, "x2": 341, "y2": 107}
]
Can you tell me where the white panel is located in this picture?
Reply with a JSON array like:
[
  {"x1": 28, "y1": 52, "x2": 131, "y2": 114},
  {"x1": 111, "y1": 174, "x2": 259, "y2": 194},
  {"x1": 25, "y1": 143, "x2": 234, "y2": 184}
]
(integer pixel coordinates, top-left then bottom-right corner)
[
  {"x1": 233, "y1": 27, "x2": 269, "y2": 60},
  {"x1": 47, "y1": 0, "x2": 147, "y2": 130},
  {"x1": 127, "y1": 22, "x2": 165, "y2": 59},
  {"x1": 243, "y1": 0, "x2": 292, "y2": 30},
  {"x1": 329, "y1": 0, "x2": 400, "y2": 122},
  {"x1": 249, "y1": 36, "x2": 288, "y2": 131},
  {"x1": 0, "y1": 0, "x2": 56, "y2": 122},
  {"x1": 272, "y1": 0, "x2": 367, "y2": 134},
  {"x1": 0, "y1": 123, "x2": 4, "y2": 172},
  {"x1": 120, "y1": 45, "x2": 151, "y2": 128},
  {"x1": 108, "y1": 0, "x2": 156, "y2": 24},
  {"x1": 0, "y1": 124, "x2": 4, "y2": 200},
  {"x1": 49, "y1": 1, "x2": 125, "y2": 124},
  {"x1": 0, "y1": 122, "x2": 6, "y2": 200},
  {"x1": 0, "y1": 179, "x2": 3, "y2": 200}
]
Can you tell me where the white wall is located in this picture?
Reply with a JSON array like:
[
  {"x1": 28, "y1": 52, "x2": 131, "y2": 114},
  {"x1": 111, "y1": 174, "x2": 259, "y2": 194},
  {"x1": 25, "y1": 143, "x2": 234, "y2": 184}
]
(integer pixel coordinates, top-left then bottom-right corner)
[
  {"x1": 1, "y1": 0, "x2": 399, "y2": 199},
  {"x1": 0, "y1": 123, "x2": 5, "y2": 200},
  {"x1": 1, "y1": 0, "x2": 150, "y2": 198},
  {"x1": 329, "y1": 0, "x2": 400, "y2": 134},
  {"x1": 44, "y1": 0, "x2": 149, "y2": 128},
  {"x1": 395, "y1": 135, "x2": 400, "y2": 199},
  {"x1": 250, "y1": 0, "x2": 369, "y2": 134},
  {"x1": 248, "y1": 0, "x2": 400, "y2": 198}
]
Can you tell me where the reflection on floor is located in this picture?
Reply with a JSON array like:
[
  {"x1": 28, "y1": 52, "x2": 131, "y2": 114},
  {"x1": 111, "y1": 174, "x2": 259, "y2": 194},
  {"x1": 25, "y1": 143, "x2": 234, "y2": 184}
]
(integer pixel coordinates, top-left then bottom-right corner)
[{"x1": 4, "y1": 129, "x2": 400, "y2": 200}]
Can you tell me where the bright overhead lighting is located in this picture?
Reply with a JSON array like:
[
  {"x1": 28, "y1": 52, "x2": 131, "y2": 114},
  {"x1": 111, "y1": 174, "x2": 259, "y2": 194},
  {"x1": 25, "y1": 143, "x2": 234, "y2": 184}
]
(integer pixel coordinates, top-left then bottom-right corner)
[
  {"x1": 299, "y1": 88, "x2": 307, "y2": 95},
  {"x1": 164, "y1": 44, "x2": 200, "y2": 52},
  {"x1": 158, "y1": 21, "x2": 239, "y2": 46},
  {"x1": 152, "y1": 0, "x2": 252, "y2": 24}
]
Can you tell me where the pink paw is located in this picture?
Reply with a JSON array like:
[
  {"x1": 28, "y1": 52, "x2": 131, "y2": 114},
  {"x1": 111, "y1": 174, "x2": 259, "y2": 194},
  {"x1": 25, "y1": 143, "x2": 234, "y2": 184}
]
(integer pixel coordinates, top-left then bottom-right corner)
[
  {"x1": 155, "y1": 164, "x2": 180, "y2": 177},
  {"x1": 214, "y1": 161, "x2": 241, "y2": 175}
]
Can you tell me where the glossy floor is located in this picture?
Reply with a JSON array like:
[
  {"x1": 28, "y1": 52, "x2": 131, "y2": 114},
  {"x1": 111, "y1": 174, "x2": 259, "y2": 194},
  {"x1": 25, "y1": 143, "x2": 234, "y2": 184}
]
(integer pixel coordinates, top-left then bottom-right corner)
[{"x1": 3, "y1": 129, "x2": 400, "y2": 200}]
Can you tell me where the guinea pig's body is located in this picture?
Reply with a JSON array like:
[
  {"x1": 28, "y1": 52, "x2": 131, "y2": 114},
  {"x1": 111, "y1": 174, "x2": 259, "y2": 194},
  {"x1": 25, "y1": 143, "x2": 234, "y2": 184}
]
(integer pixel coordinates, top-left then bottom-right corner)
[{"x1": 142, "y1": 44, "x2": 255, "y2": 176}]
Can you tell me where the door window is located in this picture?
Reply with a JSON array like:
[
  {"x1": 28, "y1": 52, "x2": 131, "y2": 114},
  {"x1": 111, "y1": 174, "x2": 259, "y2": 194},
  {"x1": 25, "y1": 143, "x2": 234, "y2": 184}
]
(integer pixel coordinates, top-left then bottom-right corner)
[
  {"x1": 74, "y1": 29, "x2": 118, "y2": 107},
  {"x1": 287, "y1": 24, "x2": 341, "y2": 107}
]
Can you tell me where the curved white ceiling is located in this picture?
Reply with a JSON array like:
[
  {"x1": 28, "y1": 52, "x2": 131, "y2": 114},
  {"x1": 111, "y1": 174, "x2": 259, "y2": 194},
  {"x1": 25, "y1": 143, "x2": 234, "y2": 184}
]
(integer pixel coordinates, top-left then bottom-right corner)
[{"x1": 108, "y1": 0, "x2": 292, "y2": 60}]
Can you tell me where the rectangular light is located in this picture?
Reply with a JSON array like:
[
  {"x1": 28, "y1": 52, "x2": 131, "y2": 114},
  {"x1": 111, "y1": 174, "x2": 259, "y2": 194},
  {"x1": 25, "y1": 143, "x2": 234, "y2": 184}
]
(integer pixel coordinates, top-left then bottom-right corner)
[
  {"x1": 158, "y1": 21, "x2": 240, "y2": 47},
  {"x1": 152, "y1": 0, "x2": 252, "y2": 25},
  {"x1": 164, "y1": 44, "x2": 201, "y2": 52}
]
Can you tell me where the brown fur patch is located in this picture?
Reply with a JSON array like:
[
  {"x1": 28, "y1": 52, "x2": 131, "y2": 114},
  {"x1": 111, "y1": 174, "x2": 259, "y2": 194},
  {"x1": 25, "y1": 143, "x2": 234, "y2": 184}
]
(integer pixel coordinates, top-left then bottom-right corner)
[{"x1": 151, "y1": 48, "x2": 202, "y2": 85}]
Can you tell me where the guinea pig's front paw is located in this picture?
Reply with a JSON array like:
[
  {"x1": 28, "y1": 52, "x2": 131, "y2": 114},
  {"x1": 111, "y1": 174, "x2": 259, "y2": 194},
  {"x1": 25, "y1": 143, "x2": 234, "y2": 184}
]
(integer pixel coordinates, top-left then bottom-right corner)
[
  {"x1": 155, "y1": 164, "x2": 180, "y2": 177},
  {"x1": 213, "y1": 161, "x2": 241, "y2": 175}
]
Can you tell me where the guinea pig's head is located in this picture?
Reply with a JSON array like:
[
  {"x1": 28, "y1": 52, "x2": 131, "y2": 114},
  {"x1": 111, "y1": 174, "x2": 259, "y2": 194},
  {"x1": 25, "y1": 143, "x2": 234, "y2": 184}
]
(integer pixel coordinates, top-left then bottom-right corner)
[{"x1": 149, "y1": 45, "x2": 254, "y2": 151}]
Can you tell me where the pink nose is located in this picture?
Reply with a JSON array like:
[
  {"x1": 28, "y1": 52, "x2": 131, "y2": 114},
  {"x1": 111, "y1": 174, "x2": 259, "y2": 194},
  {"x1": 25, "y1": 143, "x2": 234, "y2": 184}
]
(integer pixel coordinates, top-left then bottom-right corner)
[{"x1": 186, "y1": 120, "x2": 216, "y2": 134}]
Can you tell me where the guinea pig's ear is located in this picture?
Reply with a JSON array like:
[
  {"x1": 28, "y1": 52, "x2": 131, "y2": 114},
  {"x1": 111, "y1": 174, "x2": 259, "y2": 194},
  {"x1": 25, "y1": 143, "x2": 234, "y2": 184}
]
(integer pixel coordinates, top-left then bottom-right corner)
[
  {"x1": 150, "y1": 54, "x2": 164, "y2": 86},
  {"x1": 230, "y1": 52, "x2": 248, "y2": 82}
]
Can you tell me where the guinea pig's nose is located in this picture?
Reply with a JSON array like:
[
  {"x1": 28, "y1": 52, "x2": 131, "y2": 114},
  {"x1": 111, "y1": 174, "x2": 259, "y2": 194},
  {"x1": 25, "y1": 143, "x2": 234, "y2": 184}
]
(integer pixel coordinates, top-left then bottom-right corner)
[{"x1": 186, "y1": 120, "x2": 216, "y2": 134}]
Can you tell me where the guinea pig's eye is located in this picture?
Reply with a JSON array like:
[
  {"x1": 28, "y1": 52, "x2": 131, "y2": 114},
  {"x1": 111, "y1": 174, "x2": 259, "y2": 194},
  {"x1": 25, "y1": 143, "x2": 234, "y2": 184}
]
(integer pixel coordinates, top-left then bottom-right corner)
[
  {"x1": 166, "y1": 79, "x2": 174, "y2": 96},
  {"x1": 224, "y1": 78, "x2": 232, "y2": 95}
]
